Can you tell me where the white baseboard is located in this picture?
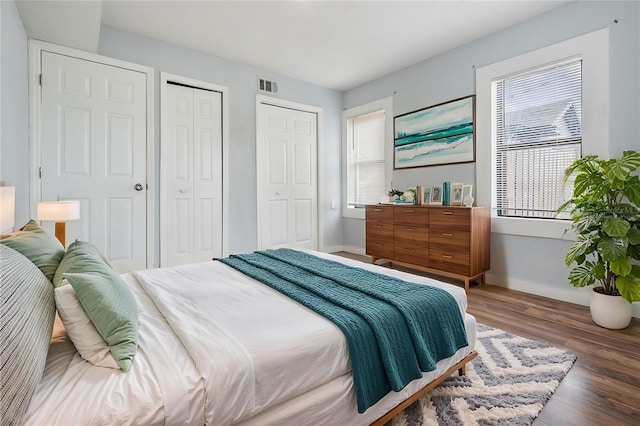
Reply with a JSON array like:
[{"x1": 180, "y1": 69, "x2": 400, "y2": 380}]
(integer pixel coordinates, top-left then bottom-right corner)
[
  {"x1": 321, "y1": 245, "x2": 345, "y2": 254},
  {"x1": 342, "y1": 245, "x2": 366, "y2": 256},
  {"x1": 486, "y1": 272, "x2": 640, "y2": 318}
]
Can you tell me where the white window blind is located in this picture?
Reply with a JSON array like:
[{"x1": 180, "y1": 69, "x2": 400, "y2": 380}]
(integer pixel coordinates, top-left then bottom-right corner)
[
  {"x1": 493, "y1": 58, "x2": 582, "y2": 219},
  {"x1": 347, "y1": 110, "x2": 385, "y2": 207}
]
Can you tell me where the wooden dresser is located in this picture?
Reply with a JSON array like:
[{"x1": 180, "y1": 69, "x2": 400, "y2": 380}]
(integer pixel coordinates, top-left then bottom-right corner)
[{"x1": 365, "y1": 204, "x2": 490, "y2": 292}]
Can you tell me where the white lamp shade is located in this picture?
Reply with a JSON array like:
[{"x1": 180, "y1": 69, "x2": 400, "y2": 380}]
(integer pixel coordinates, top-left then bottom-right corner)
[
  {"x1": 37, "y1": 200, "x2": 80, "y2": 222},
  {"x1": 0, "y1": 186, "x2": 16, "y2": 233}
]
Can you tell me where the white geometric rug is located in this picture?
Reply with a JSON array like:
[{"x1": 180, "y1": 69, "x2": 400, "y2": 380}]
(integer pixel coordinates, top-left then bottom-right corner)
[{"x1": 389, "y1": 324, "x2": 577, "y2": 426}]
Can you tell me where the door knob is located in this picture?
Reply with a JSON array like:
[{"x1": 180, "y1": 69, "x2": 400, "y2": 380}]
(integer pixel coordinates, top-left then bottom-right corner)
[{"x1": 135, "y1": 183, "x2": 144, "y2": 191}]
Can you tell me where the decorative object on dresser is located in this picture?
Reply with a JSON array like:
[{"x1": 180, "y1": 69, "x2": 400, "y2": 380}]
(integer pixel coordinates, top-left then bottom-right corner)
[
  {"x1": 365, "y1": 204, "x2": 490, "y2": 291},
  {"x1": 462, "y1": 184, "x2": 474, "y2": 207},
  {"x1": 421, "y1": 186, "x2": 431, "y2": 205},
  {"x1": 430, "y1": 186, "x2": 443, "y2": 205},
  {"x1": 387, "y1": 188, "x2": 404, "y2": 203},
  {"x1": 451, "y1": 182, "x2": 464, "y2": 206}
]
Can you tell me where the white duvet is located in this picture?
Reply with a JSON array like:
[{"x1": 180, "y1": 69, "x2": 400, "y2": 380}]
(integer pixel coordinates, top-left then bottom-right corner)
[{"x1": 24, "y1": 250, "x2": 475, "y2": 426}]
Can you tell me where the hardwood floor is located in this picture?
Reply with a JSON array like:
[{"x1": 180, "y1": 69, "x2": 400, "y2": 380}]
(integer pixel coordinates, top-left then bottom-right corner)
[{"x1": 332, "y1": 252, "x2": 640, "y2": 425}]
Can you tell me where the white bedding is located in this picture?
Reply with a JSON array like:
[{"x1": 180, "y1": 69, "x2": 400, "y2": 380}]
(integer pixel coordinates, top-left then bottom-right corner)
[
  {"x1": 23, "y1": 274, "x2": 204, "y2": 426},
  {"x1": 24, "y1": 250, "x2": 475, "y2": 426}
]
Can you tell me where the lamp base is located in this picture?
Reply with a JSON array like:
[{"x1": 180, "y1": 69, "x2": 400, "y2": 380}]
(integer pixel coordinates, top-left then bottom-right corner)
[{"x1": 54, "y1": 222, "x2": 66, "y2": 248}]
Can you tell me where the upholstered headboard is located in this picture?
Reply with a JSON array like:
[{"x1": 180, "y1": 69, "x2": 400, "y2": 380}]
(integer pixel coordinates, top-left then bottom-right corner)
[{"x1": 0, "y1": 245, "x2": 56, "y2": 426}]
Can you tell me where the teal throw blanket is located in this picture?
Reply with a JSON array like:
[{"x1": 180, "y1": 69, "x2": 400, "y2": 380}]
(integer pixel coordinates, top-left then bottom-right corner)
[{"x1": 218, "y1": 249, "x2": 468, "y2": 413}]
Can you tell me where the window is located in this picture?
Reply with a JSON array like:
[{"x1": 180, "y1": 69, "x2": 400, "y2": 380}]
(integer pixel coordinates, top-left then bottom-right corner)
[
  {"x1": 347, "y1": 110, "x2": 385, "y2": 206},
  {"x1": 342, "y1": 97, "x2": 393, "y2": 219},
  {"x1": 494, "y1": 58, "x2": 582, "y2": 219},
  {"x1": 475, "y1": 28, "x2": 609, "y2": 239}
]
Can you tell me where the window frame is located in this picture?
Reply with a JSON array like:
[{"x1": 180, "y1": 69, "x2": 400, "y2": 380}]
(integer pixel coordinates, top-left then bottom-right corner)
[
  {"x1": 342, "y1": 97, "x2": 393, "y2": 219},
  {"x1": 475, "y1": 28, "x2": 609, "y2": 240}
]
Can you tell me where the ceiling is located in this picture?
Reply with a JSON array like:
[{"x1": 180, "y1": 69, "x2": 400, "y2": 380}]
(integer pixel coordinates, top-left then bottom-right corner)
[{"x1": 17, "y1": 0, "x2": 570, "y2": 91}]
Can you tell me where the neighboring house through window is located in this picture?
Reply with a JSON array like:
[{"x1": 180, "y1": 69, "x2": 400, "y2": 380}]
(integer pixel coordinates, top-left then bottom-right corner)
[
  {"x1": 476, "y1": 28, "x2": 609, "y2": 239},
  {"x1": 342, "y1": 97, "x2": 393, "y2": 219}
]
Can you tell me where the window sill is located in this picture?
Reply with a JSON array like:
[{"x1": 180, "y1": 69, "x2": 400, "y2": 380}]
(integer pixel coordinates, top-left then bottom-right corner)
[{"x1": 491, "y1": 216, "x2": 576, "y2": 241}]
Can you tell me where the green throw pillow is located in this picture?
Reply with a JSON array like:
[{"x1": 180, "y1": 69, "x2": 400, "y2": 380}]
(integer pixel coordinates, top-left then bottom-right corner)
[
  {"x1": 59, "y1": 240, "x2": 139, "y2": 372},
  {"x1": 0, "y1": 220, "x2": 65, "y2": 282},
  {"x1": 53, "y1": 239, "x2": 111, "y2": 287}
]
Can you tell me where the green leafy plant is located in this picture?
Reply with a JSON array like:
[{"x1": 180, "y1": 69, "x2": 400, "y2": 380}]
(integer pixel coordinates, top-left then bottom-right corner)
[
  {"x1": 558, "y1": 150, "x2": 640, "y2": 303},
  {"x1": 387, "y1": 189, "x2": 404, "y2": 197}
]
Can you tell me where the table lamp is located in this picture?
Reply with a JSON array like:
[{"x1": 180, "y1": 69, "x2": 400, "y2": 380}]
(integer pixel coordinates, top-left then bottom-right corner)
[
  {"x1": 37, "y1": 200, "x2": 80, "y2": 247},
  {"x1": 0, "y1": 186, "x2": 16, "y2": 233}
]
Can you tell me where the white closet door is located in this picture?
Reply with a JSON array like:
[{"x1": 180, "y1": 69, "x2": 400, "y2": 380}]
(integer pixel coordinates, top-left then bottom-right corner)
[
  {"x1": 258, "y1": 104, "x2": 318, "y2": 250},
  {"x1": 163, "y1": 84, "x2": 222, "y2": 266},
  {"x1": 40, "y1": 51, "x2": 147, "y2": 272}
]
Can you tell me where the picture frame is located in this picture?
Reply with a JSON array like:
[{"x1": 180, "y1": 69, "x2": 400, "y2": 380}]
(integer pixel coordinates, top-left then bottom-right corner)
[
  {"x1": 421, "y1": 186, "x2": 431, "y2": 205},
  {"x1": 462, "y1": 184, "x2": 474, "y2": 207},
  {"x1": 430, "y1": 185, "x2": 442, "y2": 205},
  {"x1": 451, "y1": 182, "x2": 464, "y2": 206},
  {"x1": 394, "y1": 95, "x2": 476, "y2": 169}
]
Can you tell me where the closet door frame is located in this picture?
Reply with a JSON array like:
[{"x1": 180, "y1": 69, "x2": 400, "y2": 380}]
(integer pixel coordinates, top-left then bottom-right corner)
[
  {"x1": 28, "y1": 40, "x2": 155, "y2": 268},
  {"x1": 160, "y1": 72, "x2": 229, "y2": 265}
]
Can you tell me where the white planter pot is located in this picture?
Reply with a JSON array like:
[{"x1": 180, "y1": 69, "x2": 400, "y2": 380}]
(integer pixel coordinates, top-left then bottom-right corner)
[{"x1": 590, "y1": 287, "x2": 632, "y2": 329}]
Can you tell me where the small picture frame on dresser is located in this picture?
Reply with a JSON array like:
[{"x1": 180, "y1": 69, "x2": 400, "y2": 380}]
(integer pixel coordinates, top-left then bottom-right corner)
[
  {"x1": 430, "y1": 185, "x2": 443, "y2": 204},
  {"x1": 421, "y1": 186, "x2": 431, "y2": 205},
  {"x1": 451, "y1": 182, "x2": 464, "y2": 206},
  {"x1": 462, "y1": 184, "x2": 474, "y2": 207}
]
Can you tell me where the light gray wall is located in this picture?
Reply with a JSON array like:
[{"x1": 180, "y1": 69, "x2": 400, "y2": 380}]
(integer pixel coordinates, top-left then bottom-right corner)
[
  {"x1": 343, "y1": 1, "x2": 640, "y2": 313},
  {"x1": 98, "y1": 26, "x2": 344, "y2": 262},
  {"x1": 0, "y1": 0, "x2": 29, "y2": 226}
]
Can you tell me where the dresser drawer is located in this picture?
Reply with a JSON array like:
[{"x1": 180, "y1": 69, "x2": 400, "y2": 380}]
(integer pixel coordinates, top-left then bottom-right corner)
[
  {"x1": 429, "y1": 249, "x2": 470, "y2": 275},
  {"x1": 394, "y1": 243, "x2": 428, "y2": 265},
  {"x1": 366, "y1": 222, "x2": 394, "y2": 241},
  {"x1": 366, "y1": 205, "x2": 394, "y2": 223},
  {"x1": 366, "y1": 239, "x2": 394, "y2": 259},
  {"x1": 429, "y1": 229, "x2": 470, "y2": 254},
  {"x1": 394, "y1": 206, "x2": 428, "y2": 225},
  {"x1": 429, "y1": 207, "x2": 470, "y2": 230},
  {"x1": 395, "y1": 225, "x2": 429, "y2": 245}
]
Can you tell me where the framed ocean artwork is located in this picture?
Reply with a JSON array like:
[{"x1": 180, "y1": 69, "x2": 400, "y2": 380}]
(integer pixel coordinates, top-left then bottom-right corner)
[{"x1": 394, "y1": 95, "x2": 475, "y2": 169}]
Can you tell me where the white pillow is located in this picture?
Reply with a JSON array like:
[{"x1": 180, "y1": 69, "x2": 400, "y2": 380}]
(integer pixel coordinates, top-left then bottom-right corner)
[{"x1": 54, "y1": 282, "x2": 120, "y2": 369}]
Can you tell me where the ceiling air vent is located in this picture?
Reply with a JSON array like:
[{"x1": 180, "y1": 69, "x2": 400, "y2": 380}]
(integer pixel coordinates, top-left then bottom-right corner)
[{"x1": 258, "y1": 77, "x2": 278, "y2": 94}]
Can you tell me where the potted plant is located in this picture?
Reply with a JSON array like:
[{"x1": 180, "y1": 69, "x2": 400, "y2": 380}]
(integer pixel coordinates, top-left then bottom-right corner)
[
  {"x1": 387, "y1": 189, "x2": 404, "y2": 203},
  {"x1": 559, "y1": 150, "x2": 640, "y2": 329}
]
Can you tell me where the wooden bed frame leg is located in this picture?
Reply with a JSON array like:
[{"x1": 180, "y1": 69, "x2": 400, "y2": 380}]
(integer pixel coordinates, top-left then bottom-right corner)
[{"x1": 459, "y1": 365, "x2": 466, "y2": 376}]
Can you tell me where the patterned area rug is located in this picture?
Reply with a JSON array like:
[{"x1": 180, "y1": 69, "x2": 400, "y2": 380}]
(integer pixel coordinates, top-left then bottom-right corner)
[{"x1": 389, "y1": 324, "x2": 577, "y2": 426}]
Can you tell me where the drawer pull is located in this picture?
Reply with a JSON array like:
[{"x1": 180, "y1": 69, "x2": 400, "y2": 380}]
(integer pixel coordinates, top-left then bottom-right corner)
[
  {"x1": 406, "y1": 227, "x2": 415, "y2": 231},
  {"x1": 374, "y1": 208, "x2": 382, "y2": 212},
  {"x1": 441, "y1": 254, "x2": 453, "y2": 259},
  {"x1": 404, "y1": 209, "x2": 415, "y2": 213},
  {"x1": 375, "y1": 243, "x2": 383, "y2": 246},
  {"x1": 442, "y1": 233, "x2": 454, "y2": 237},
  {"x1": 405, "y1": 248, "x2": 415, "y2": 252},
  {"x1": 441, "y1": 211, "x2": 454, "y2": 215},
  {"x1": 374, "y1": 225, "x2": 383, "y2": 228}
]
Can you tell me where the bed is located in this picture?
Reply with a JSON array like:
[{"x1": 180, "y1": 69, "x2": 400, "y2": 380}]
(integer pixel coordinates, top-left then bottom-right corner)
[{"x1": 1, "y1": 223, "x2": 476, "y2": 426}]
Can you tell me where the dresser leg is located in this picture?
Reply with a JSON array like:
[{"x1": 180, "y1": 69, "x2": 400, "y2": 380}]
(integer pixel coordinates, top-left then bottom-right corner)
[{"x1": 464, "y1": 278, "x2": 469, "y2": 293}]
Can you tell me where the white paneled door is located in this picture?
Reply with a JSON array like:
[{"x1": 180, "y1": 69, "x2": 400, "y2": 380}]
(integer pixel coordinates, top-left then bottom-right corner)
[
  {"x1": 40, "y1": 51, "x2": 147, "y2": 272},
  {"x1": 258, "y1": 103, "x2": 318, "y2": 250},
  {"x1": 162, "y1": 83, "x2": 222, "y2": 266}
]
